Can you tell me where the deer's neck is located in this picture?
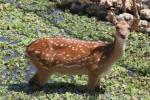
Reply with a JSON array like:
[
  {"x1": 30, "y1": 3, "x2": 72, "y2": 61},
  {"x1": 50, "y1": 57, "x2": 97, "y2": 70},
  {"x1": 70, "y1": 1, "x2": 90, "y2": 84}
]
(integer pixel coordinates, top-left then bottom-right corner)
[
  {"x1": 100, "y1": 36, "x2": 126, "y2": 69},
  {"x1": 96, "y1": 36, "x2": 127, "y2": 75},
  {"x1": 111, "y1": 37, "x2": 126, "y2": 60}
]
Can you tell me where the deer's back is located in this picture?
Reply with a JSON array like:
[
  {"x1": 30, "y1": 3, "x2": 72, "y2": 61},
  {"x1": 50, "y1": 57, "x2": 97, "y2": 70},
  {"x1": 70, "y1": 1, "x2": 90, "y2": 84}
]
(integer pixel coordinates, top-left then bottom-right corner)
[{"x1": 26, "y1": 37, "x2": 110, "y2": 72}]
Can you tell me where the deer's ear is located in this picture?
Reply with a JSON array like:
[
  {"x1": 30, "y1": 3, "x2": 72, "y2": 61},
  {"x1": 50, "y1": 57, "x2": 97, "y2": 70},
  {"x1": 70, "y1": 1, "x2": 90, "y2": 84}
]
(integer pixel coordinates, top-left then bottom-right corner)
[
  {"x1": 112, "y1": 16, "x2": 118, "y2": 25},
  {"x1": 128, "y1": 17, "x2": 140, "y2": 32},
  {"x1": 106, "y1": 10, "x2": 118, "y2": 25},
  {"x1": 125, "y1": 20, "x2": 131, "y2": 30}
]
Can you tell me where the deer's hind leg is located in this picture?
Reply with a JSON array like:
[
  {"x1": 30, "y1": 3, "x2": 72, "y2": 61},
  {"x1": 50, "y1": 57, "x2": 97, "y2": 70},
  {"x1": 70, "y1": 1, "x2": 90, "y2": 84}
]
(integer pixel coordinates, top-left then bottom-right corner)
[
  {"x1": 87, "y1": 72, "x2": 99, "y2": 91},
  {"x1": 28, "y1": 58, "x2": 53, "y2": 90}
]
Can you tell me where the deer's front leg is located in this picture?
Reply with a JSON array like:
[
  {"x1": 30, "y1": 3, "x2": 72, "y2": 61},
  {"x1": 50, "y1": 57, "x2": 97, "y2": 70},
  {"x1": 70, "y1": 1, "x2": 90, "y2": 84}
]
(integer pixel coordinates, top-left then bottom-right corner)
[
  {"x1": 96, "y1": 78, "x2": 100, "y2": 88},
  {"x1": 29, "y1": 69, "x2": 52, "y2": 90},
  {"x1": 87, "y1": 73, "x2": 99, "y2": 91}
]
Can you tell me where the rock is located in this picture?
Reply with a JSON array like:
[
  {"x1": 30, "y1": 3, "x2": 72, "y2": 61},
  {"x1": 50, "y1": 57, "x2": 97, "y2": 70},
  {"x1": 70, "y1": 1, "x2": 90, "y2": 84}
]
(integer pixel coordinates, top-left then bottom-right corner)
[
  {"x1": 84, "y1": 4, "x2": 107, "y2": 20},
  {"x1": 141, "y1": 0, "x2": 150, "y2": 8},
  {"x1": 149, "y1": 1, "x2": 150, "y2": 9},
  {"x1": 140, "y1": 9, "x2": 150, "y2": 21},
  {"x1": 57, "y1": 0, "x2": 108, "y2": 20},
  {"x1": 140, "y1": 26, "x2": 150, "y2": 35},
  {"x1": 139, "y1": 20, "x2": 150, "y2": 33},
  {"x1": 140, "y1": 20, "x2": 148, "y2": 28},
  {"x1": 128, "y1": 70, "x2": 135, "y2": 77},
  {"x1": 101, "y1": 0, "x2": 142, "y2": 13},
  {"x1": 98, "y1": 0, "x2": 118, "y2": 6},
  {"x1": 146, "y1": 28, "x2": 150, "y2": 36},
  {"x1": 118, "y1": 13, "x2": 133, "y2": 21}
]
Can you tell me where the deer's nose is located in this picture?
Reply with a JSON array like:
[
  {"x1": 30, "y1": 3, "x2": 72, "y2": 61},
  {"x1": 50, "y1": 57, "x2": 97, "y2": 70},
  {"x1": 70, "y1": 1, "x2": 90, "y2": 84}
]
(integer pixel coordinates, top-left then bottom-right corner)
[{"x1": 120, "y1": 34, "x2": 126, "y2": 39}]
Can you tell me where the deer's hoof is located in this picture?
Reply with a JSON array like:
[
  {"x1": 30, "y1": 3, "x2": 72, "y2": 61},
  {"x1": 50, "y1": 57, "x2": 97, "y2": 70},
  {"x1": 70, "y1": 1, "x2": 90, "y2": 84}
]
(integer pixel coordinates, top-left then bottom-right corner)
[
  {"x1": 28, "y1": 78, "x2": 43, "y2": 91},
  {"x1": 95, "y1": 85, "x2": 106, "y2": 93}
]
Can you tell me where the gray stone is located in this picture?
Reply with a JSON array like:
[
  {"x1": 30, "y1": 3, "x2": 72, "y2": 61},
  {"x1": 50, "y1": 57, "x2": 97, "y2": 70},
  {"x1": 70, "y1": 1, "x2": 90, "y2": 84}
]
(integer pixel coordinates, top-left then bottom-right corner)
[
  {"x1": 140, "y1": 26, "x2": 150, "y2": 35},
  {"x1": 141, "y1": 9, "x2": 150, "y2": 21},
  {"x1": 118, "y1": 13, "x2": 134, "y2": 21},
  {"x1": 141, "y1": 0, "x2": 150, "y2": 8},
  {"x1": 140, "y1": 20, "x2": 148, "y2": 28},
  {"x1": 145, "y1": 28, "x2": 150, "y2": 36}
]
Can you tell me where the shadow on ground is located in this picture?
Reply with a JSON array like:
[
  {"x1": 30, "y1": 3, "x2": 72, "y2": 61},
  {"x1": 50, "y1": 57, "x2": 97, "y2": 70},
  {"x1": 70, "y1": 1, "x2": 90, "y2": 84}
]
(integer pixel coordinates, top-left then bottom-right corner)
[{"x1": 6, "y1": 82, "x2": 105, "y2": 95}]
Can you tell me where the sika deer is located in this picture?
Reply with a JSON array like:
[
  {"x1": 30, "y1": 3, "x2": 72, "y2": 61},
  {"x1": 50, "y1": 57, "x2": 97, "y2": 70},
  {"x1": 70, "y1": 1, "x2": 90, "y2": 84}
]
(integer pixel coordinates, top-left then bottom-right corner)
[{"x1": 26, "y1": 16, "x2": 129, "y2": 91}]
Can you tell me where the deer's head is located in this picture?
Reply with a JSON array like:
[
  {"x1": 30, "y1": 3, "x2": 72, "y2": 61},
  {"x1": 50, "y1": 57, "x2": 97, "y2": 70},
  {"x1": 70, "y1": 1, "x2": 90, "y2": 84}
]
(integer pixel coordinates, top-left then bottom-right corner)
[
  {"x1": 107, "y1": 10, "x2": 130, "y2": 40},
  {"x1": 115, "y1": 19, "x2": 130, "y2": 40}
]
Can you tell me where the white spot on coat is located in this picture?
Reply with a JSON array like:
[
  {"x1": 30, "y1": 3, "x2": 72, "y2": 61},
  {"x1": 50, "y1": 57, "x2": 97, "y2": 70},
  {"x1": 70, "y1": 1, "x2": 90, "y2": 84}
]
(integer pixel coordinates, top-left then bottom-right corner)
[{"x1": 35, "y1": 50, "x2": 40, "y2": 54}]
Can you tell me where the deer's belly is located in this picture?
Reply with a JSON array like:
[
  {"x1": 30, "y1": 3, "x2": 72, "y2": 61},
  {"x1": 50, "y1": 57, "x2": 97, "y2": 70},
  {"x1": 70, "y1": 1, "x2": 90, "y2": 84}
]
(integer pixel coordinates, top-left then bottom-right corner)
[{"x1": 54, "y1": 64, "x2": 88, "y2": 75}]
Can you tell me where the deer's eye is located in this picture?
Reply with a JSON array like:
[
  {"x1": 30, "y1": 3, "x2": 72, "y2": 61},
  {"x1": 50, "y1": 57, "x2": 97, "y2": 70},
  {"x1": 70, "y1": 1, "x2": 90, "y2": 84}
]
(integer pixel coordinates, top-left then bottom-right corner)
[
  {"x1": 128, "y1": 27, "x2": 131, "y2": 31},
  {"x1": 115, "y1": 26, "x2": 119, "y2": 30}
]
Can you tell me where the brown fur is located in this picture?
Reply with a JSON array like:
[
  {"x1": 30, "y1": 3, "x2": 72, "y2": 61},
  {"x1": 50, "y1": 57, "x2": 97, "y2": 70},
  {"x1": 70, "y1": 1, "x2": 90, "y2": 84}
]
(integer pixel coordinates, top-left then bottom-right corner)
[
  {"x1": 130, "y1": 17, "x2": 140, "y2": 32},
  {"x1": 26, "y1": 19, "x2": 129, "y2": 91}
]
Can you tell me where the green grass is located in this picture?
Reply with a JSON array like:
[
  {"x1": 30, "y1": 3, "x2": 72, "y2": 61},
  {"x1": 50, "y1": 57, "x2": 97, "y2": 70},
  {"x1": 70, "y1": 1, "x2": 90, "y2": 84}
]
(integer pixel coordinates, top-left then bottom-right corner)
[{"x1": 0, "y1": 0, "x2": 150, "y2": 99}]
